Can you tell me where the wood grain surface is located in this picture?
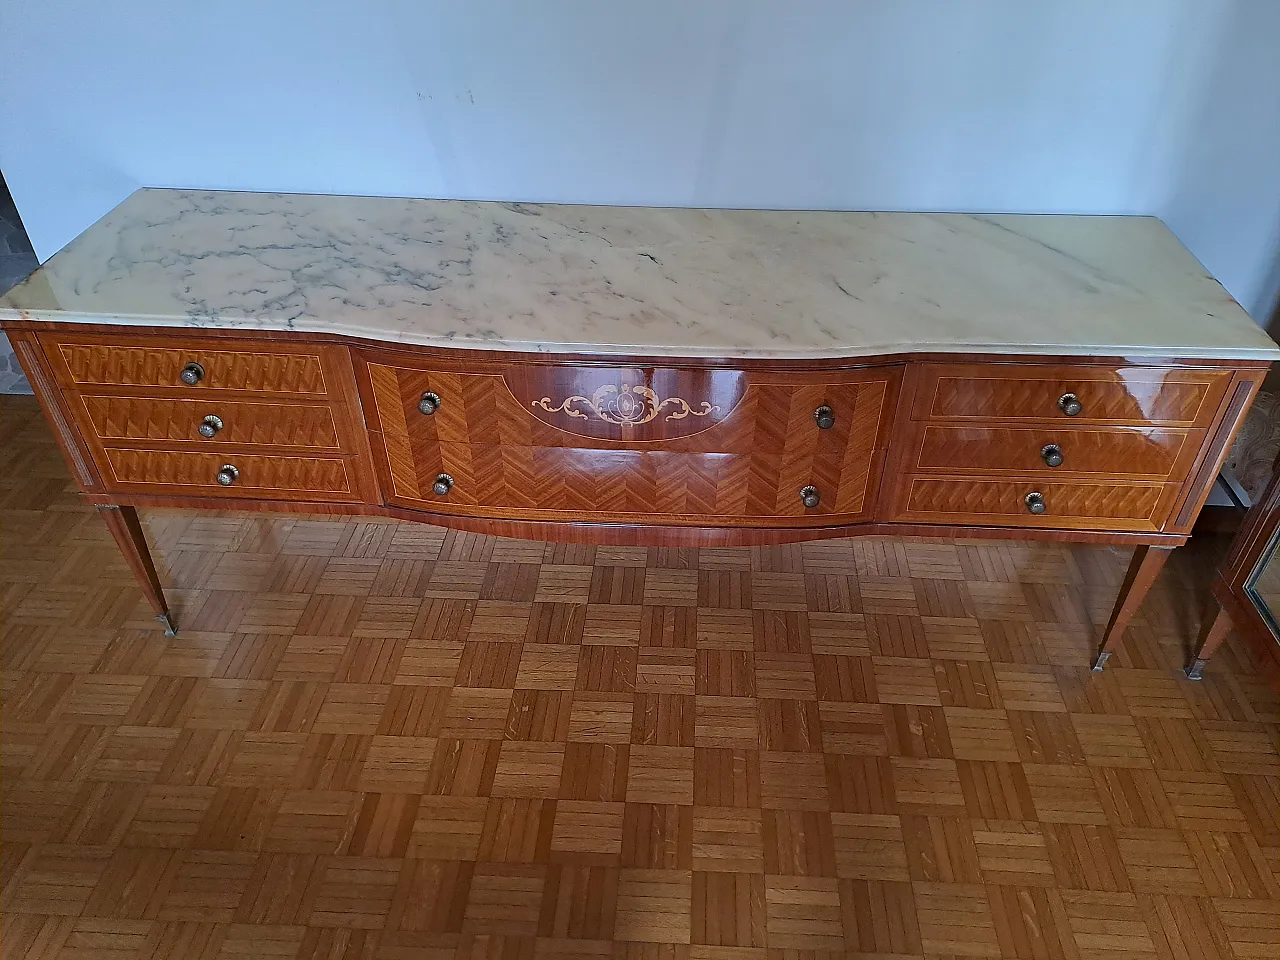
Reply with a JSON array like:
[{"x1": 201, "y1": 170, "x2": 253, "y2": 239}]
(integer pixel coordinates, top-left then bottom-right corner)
[
  {"x1": 912, "y1": 362, "x2": 1232, "y2": 425},
  {"x1": 77, "y1": 395, "x2": 344, "y2": 450},
  {"x1": 47, "y1": 337, "x2": 331, "y2": 395},
  {"x1": 892, "y1": 477, "x2": 1179, "y2": 532},
  {"x1": 363, "y1": 358, "x2": 896, "y2": 454},
  {"x1": 101, "y1": 449, "x2": 360, "y2": 501},
  {"x1": 909, "y1": 423, "x2": 1202, "y2": 479},
  {"x1": 365, "y1": 360, "x2": 895, "y2": 525},
  {"x1": 3, "y1": 392, "x2": 1278, "y2": 959}
]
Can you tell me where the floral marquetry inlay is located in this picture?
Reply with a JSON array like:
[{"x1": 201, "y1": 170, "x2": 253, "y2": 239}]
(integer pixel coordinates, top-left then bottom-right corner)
[{"x1": 533, "y1": 383, "x2": 721, "y2": 426}]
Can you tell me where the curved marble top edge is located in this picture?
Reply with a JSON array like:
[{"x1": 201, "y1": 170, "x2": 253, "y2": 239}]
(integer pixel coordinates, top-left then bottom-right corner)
[
  {"x1": 3, "y1": 308, "x2": 1276, "y2": 362},
  {"x1": 2, "y1": 187, "x2": 1278, "y2": 361}
]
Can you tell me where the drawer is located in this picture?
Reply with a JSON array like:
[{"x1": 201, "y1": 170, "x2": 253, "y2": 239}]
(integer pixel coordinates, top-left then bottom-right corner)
[
  {"x1": 912, "y1": 363, "x2": 1232, "y2": 426},
  {"x1": 892, "y1": 477, "x2": 1178, "y2": 532},
  {"x1": 43, "y1": 335, "x2": 331, "y2": 394},
  {"x1": 380, "y1": 443, "x2": 876, "y2": 523},
  {"x1": 77, "y1": 394, "x2": 343, "y2": 449},
  {"x1": 100, "y1": 448, "x2": 358, "y2": 500},
  {"x1": 365, "y1": 359, "x2": 898, "y2": 456},
  {"x1": 911, "y1": 424, "x2": 1201, "y2": 480}
]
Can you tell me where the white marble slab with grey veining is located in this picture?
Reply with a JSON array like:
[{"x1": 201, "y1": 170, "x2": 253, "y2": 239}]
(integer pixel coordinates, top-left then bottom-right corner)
[{"x1": 2, "y1": 187, "x2": 1277, "y2": 361}]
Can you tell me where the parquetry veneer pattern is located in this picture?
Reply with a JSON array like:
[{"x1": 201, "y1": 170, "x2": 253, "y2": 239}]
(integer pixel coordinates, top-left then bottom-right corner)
[
  {"x1": 55, "y1": 343, "x2": 331, "y2": 395},
  {"x1": 367, "y1": 361, "x2": 892, "y2": 523},
  {"x1": 3, "y1": 394, "x2": 1278, "y2": 959}
]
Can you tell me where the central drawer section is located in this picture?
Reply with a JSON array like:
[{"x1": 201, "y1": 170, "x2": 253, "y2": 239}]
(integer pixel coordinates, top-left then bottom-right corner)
[{"x1": 363, "y1": 357, "x2": 899, "y2": 525}]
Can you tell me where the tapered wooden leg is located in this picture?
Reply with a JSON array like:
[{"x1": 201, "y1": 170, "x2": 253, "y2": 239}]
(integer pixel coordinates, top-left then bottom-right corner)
[
  {"x1": 1185, "y1": 603, "x2": 1233, "y2": 680},
  {"x1": 1092, "y1": 544, "x2": 1173, "y2": 671},
  {"x1": 96, "y1": 505, "x2": 176, "y2": 635}
]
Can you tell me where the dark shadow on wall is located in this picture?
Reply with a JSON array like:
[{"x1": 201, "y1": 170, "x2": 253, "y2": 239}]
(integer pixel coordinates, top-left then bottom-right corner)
[
  {"x1": 1265, "y1": 249, "x2": 1280, "y2": 337},
  {"x1": 0, "y1": 170, "x2": 37, "y2": 295},
  {"x1": 0, "y1": 169, "x2": 38, "y2": 393}
]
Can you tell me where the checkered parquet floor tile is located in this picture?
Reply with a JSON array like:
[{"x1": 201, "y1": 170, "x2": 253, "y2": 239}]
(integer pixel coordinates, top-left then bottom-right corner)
[{"x1": 2, "y1": 394, "x2": 1278, "y2": 959}]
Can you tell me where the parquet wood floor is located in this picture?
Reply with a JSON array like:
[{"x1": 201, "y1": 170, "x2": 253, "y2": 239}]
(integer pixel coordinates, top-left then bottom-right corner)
[{"x1": 2, "y1": 393, "x2": 1278, "y2": 959}]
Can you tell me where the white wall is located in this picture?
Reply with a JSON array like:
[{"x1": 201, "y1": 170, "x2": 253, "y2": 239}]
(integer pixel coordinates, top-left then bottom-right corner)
[
  {"x1": 1157, "y1": 0, "x2": 1280, "y2": 325},
  {"x1": 2, "y1": 0, "x2": 1278, "y2": 319}
]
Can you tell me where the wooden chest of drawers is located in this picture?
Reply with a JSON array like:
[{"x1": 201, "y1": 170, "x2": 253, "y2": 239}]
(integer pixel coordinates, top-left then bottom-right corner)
[
  {"x1": 4, "y1": 189, "x2": 1277, "y2": 676},
  {"x1": 5, "y1": 322, "x2": 1266, "y2": 676},
  {"x1": 17, "y1": 326, "x2": 1260, "y2": 541}
]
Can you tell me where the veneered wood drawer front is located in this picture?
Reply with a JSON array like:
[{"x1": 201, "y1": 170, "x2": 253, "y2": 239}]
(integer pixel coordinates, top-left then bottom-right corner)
[
  {"x1": 893, "y1": 478, "x2": 1177, "y2": 532},
  {"x1": 365, "y1": 359, "x2": 897, "y2": 456},
  {"x1": 78, "y1": 395, "x2": 342, "y2": 449},
  {"x1": 382, "y1": 443, "x2": 876, "y2": 523},
  {"x1": 46, "y1": 338, "x2": 330, "y2": 394},
  {"x1": 913, "y1": 363, "x2": 1231, "y2": 426},
  {"x1": 100, "y1": 448, "x2": 357, "y2": 500},
  {"x1": 912, "y1": 424, "x2": 1201, "y2": 480}
]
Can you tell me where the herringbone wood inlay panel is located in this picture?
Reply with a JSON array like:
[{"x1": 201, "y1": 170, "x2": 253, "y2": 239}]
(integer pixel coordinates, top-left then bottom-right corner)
[
  {"x1": 101, "y1": 448, "x2": 357, "y2": 499},
  {"x1": 366, "y1": 360, "x2": 893, "y2": 453},
  {"x1": 912, "y1": 423, "x2": 1198, "y2": 479},
  {"x1": 366, "y1": 361, "x2": 893, "y2": 523},
  {"x1": 897, "y1": 477, "x2": 1176, "y2": 531},
  {"x1": 52, "y1": 342, "x2": 329, "y2": 395},
  {"x1": 917, "y1": 364, "x2": 1231, "y2": 426},
  {"x1": 2, "y1": 392, "x2": 1277, "y2": 959},
  {"x1": 78, "y1": 395, "x2": 343, "y2": 449}
]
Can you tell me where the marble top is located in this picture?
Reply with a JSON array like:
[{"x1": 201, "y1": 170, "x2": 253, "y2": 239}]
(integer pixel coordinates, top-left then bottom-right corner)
[{"x1": 2, "y1": 188, "x2": 1277, "y2": 361}]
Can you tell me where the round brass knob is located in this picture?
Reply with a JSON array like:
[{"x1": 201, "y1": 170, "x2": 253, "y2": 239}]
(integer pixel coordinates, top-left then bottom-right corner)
[
  {"x1": 1058, "y1": 393, "x2": 1082, "y2": 417},
  {"x1": 433, "y1": 473, "x2": 454, "y2": 496},
  {"x1": 1041, "y1": 443, "x2": 1063, "y2": 468},
  {"x1": 419, "y1": 392, "x2": 442, "y2": 416},
  {"x1": 198, "y1": 414, "x2": 224, "y2": 438},
  {"x1": 800, "y1": 485, "x2": 820, "y2": 509},
  {"x1": 814, "y1": 405, "x2": 835, "y2": 430},
  {"x1": 179, "y1": 362, "x2": 205, "y2": 386},
  {"x1": 1025, "y1": 491, "x2": 1046, "y2": 515},
  {"x1": 216, "y1": 464, "x2": 239, "y2": 486}
]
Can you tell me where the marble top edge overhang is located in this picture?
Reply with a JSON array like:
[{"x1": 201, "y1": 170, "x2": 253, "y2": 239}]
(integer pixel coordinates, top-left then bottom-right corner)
[
  {"x1": 2, "y1": 187, "x2": 1278, "y2": 362},
  {"x1": 4, "y1": 308, "x2": 1278, "y2": 365}
]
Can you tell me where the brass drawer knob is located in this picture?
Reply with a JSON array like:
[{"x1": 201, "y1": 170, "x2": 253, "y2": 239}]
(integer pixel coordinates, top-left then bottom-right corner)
[
  {"x1": 216, "y1": 464, "x2": 239, "y2": 486},
  {"x1": 179, "y1": 362, "x2": 205, "y2": 386},
  {"x1": 814, "y1": 405, "x2": 835, "y2": 430},
  {"x1": 1025, "y1": 491, "x2": 1046, "y2": 514},
  {"x1": 198, "y1": 415, "x2": 224, "y2": 438},
  {"x1": 419, "y1": 392, "x2": 442, "y2": 416},
  {"x1": 433, "y1": 473, "x2": 454, "y2": 496},
  {"x1": 1058, "y1": 393, "x2": 1082, "y2": 416},
  {"x1": 1041, "y1": 443, "x2": 1063, "y2": 467},
  {"x1": 800, "y1": 485, "x2": 820, "y2": 508}
]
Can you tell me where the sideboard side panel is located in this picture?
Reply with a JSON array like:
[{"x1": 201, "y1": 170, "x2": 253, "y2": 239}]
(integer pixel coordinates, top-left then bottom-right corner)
[
  {"x1": 325, "y1": 343, "x2": 382, "y2": 506},
  {"x1": 5, "y1": 328, "x2": 100, "y2": 489},
  {"x1": 1165, "y1": 367, "x2": 1267, "y2": 535}
]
